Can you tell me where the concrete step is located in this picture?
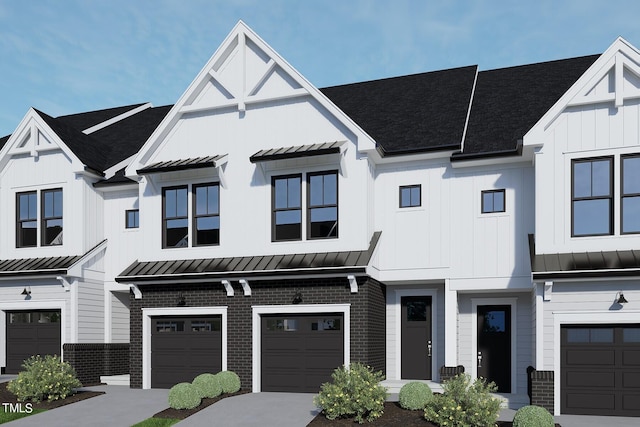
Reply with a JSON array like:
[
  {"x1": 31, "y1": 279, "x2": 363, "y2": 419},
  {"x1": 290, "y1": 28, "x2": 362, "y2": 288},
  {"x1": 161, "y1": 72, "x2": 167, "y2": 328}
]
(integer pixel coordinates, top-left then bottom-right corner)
[
  {"x1": 380, "y1": 379, "x2": 444, "y2": 394},
  {"x1": 100, "y1": 374, "x2": 130, "y2": 386}
]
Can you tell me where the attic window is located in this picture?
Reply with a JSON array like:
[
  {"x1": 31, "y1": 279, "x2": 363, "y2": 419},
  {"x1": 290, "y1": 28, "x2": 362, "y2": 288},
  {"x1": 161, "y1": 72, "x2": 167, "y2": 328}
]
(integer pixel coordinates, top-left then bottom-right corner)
[{"x1": 481, "y1": 189, "x2": 505, "y2": 214}]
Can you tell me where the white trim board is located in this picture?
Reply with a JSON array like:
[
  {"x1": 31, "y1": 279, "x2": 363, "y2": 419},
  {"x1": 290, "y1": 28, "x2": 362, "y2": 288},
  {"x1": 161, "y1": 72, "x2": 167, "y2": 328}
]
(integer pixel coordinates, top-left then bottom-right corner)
[
  {"x1": 251, "y1": 303, "x2": 351, "y2": 393},
  {"x1": 393, "y1": 289, "x2": 439, "y2": 381},
  {"x1": 141, "y1": 306, "x2": 228, "y2": 389},
  {"x1": 471, "y1": 297, "x2": 518, "y2": 395},
  {"x1": 552, "y1": 310, "x2": 640, "y2": 415}
]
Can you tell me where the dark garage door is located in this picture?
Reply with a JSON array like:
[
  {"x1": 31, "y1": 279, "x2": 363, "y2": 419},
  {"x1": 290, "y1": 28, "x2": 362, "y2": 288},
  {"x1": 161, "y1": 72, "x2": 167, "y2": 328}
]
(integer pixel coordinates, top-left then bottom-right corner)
[
  {"x1": 561, "y1": 324, "x2": 640, "y2": 416},
  {"x1": 151, "y1": 316, "x2": 222, "y2": 388},
  {"x1": 261, "y1": 313, "x2": 343, "y2": 393},
  {"x1": 6, "y1": 310, "x2": 61, "y2": 374}
]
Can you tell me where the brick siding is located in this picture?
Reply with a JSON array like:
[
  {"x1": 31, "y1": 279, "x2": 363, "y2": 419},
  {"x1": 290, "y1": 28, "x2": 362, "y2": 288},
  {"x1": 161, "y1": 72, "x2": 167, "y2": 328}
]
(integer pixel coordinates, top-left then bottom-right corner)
[
  {"x1": 63, "y1": 343, "x2": 129, "y2": 385},
  {"x1": 129, "y1": 276, "x2": 386, "y2": 389},
  {"x1": 530, "y1": 369, "x2": 554, "y2": 414},
  {"x1": 439, "y1": 365, "x2": 465, "y2": 382}
]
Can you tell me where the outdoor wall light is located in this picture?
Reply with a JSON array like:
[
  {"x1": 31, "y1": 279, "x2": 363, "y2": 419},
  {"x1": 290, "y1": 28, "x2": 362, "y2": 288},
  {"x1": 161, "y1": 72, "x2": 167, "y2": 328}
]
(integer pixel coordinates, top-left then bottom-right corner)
[
  {"x1": 21, "y1": 286, "x2": 31, "y2": 296},
  {"x1": 177, "y1": 293, "x2": 186, "y2": 307},
  {"x1": 292, "y1": 291, "x2": 303, "y2": 304},
  {"x1": 616, "y1": 292, "x2": 628, "y2": 305}
]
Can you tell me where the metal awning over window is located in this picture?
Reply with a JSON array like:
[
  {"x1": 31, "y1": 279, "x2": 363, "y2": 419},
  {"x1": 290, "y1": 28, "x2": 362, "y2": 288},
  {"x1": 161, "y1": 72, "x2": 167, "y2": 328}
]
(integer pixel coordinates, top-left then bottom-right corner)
[
  {"x1": 137, "y1": 155, "x2": 228, "y2": 175},
  {"x1": 250, "y1": 141, "x2": 346, "y2": 163}
]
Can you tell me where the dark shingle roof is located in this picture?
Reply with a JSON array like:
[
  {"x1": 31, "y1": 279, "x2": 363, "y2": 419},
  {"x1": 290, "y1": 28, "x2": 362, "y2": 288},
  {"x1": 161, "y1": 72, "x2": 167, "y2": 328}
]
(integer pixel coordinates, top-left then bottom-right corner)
[
  {"x1": 117, "y1": 231, "x2": 381, "y2": 283},
  {"x1": 321, "y1": 66, "x2": 477, "y2": 155},
  {"x1": 0, "y1": 135, "x2": 9, "y2": 151},
  {"x1": 93, "y1": 168, "x2": 136, "y2": 187},
  {"x1": 457, "y1": 55, "x2": 600, "y2": 158},
  {"x1": 57, "y1": 103, "x2": 147, "y2": 131}
]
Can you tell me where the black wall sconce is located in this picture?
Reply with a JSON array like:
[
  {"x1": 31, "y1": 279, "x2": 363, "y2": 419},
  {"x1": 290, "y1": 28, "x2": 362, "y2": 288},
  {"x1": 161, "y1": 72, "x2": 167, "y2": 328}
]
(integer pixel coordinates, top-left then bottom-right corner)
[
  {"x1": 292, "y1": 291, "x2": 303, "y2": 304},
  {"x1": 21, "y1": 286, "x2": 31, "y2": 296},
  {"x1": 616, "y1": 292, "x2": 628, "y2": 305},
  {"x1": 177, "y1": 293, "x2": 186, "y2": 307}
]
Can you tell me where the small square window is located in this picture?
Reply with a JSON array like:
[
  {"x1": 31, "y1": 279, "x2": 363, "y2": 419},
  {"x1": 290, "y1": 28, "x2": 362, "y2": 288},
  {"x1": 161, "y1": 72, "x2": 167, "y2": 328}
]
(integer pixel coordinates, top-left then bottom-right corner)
[
  {"x1": 400, "y1": 185, "x2": 421, "y2": 208},
  {"x1": 125, "y1": 209, "x2": 139, "y2": 229},
  {"x1": 481, "y1": 189, "x2": 505, "y2": 213}
]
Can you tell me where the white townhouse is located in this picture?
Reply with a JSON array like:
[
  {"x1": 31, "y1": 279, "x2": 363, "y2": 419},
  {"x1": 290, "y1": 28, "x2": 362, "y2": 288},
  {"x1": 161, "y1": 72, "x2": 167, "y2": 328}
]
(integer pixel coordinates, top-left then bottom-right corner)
[{"x1": 2, "y1": 21, "x2": 640, "y2": 418}]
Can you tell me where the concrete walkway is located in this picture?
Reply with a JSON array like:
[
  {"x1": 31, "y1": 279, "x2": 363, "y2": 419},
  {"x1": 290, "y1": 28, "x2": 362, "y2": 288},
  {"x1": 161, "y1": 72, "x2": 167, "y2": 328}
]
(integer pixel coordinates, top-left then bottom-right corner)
[{"x1": 6, "y1": 385, "x2": 169, "y2": 427}]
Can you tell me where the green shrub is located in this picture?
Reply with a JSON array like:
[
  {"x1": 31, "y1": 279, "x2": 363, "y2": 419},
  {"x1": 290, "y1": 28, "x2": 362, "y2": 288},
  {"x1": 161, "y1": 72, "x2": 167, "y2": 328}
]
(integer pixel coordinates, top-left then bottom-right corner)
[
  {"x1": 512, "y1": 405, "x2": 554, "y2": 427},
  {"x1": 168, "y1": 383, "x2": 201, "y2": 410},
  {"x1": 7, "y1": 355, "x2": 81, "y2": 403},
  {"x1": 313, "y1": 363, "x2": 388, "y2": 424},
  {"x1": 424, "y1": 373, "x2": 502, "y2": 427},
  {"x1": 192, "y1": 373, "x2": 222, "y2": 399},
  {"x1": 399, "y1": 381, "x2": 432, "y2": 410},
  {"x1": 215, "y1": 371, "x2": 241, "y2": 393}
]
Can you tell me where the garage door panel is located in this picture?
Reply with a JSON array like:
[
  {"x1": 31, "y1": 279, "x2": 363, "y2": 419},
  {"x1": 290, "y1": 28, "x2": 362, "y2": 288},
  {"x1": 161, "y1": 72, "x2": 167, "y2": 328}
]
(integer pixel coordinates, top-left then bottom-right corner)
[
  {"x1": 565, "y1": 349, "x2": 615, "y2": 365},
  {"x1": 565, "y1": 371, "x2": 615, "y2": 388},
  {"x1": 562, "y1": 324, "x2": 640, "y2": 417},
  {"x1": 5, "y1": 311, "x2": 61, "y2": 374},
  {"x1": 261, "y1": 313, "x2": 343, "y2": 393}
]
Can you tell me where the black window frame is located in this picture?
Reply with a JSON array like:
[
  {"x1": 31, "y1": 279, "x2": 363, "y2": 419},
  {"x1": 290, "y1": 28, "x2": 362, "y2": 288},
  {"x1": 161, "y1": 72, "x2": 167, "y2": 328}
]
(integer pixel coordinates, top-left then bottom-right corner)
[
  {"x1": 16, "y1": 191, "x2": 37, "y2": 248},
  {"x1": 41, "y1": 188, "x2": 63, "y2": 246},
  {"x1": 125, "y1": 209, "x2": 139, "y2": 229},
  {"x1": 571, "y1": 156, "x2": 613, "y2": 237},
  {"x1": 272, "y1": 174, "x2": 302, "y2": 242},
  {"x1": 162, "y1": 185, "x2": 189, "y2": 248},
  {"x1": 621, "y1": 154, "x2": 640, "y2": 235},
  {"x1": 307, "y1": 170, "x2": 339, "y2": 240},
  {"x1": 193, "y1": 182, "x2": 220, "y2": 246},
  {"x1": 481, "y1": 189, "x2": 505, "y2": 214},
  {"x1": 399, "y1": 184, "x2": 421, "y2": 208}
]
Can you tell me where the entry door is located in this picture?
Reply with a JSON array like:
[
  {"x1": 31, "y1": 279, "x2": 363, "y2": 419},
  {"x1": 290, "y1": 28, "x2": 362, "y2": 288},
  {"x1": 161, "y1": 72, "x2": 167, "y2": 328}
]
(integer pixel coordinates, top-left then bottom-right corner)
[
  {"x1": 401, "y1": 296, "x2": 432, "y2": 379},
  {"x1": 477, "y1": 305, "x2": 511, "y2": 393}
]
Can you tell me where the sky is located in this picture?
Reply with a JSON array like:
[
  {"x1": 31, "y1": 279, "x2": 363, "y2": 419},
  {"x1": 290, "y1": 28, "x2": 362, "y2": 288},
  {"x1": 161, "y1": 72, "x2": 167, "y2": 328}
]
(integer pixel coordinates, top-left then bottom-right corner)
[{"x1": 1, "y1": 0, "x2": 640, "y2": 136}]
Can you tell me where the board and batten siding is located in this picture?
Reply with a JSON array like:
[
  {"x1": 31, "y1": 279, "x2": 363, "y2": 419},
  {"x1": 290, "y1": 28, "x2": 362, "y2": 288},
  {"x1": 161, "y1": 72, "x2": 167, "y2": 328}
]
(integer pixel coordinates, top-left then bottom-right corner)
[{"x1": 102, "y1": 189, "x2": 140, "y2": 283}]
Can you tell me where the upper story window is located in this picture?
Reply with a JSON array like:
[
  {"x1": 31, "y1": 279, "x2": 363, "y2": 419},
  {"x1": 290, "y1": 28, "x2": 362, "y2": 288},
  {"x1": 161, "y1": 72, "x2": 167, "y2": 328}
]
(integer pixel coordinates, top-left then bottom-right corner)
[
  {"x1": 272, "y1": 174, "x2": 302, "y2": 241},
  {"x1": 163, "y1": 186, "x2": 188, "y2": 248},
  {"x1": 572, "y1": 157, "x2": 612, "y2": 237},
  {"x1": 193, "y1": 183, "x2": 220, "y2": 246},
  {"x1": 399, "y1": 185, "x2": 421, "y2": 208},
  {"x1": 125, "y1": 209, "x2": 139, "y2": 229},
  {"x1": 16, "y1": 189, "x2": 63, "y2": 248},
  {"x1": 481, "y1": 189, "x2": 505, "y2": 214},
  {"x1": 308, "y1": 171, "x2": 338, "y2": 239},
  {"x1": 622, "y1": 154, "x2": 640, "y2": 234}
]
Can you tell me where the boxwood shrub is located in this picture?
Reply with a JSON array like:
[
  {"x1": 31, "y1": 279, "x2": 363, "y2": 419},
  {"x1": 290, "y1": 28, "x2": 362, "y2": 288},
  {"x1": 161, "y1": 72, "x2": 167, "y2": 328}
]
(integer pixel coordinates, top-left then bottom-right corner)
[
  {"x1": 215, "y1": 371, "x2": 241, "y2": 393},
  {"x1": 192, "y1": 373, "x2": 223, "y2": 399},
  {"x1": 512, "y1": 405, "x2": 554, "y2": 427},
  {"x1": 168, "y1": 382, "x2": 201, "y2": 410},
  {"x1": 398, "y1": 381, "x2": 432, "y2": 410}
]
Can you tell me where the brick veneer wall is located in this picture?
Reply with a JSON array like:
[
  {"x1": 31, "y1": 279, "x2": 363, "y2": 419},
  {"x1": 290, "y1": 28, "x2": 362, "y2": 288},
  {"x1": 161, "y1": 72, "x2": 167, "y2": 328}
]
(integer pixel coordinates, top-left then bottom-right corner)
[
  {"x1": 530, "y1": 369, "x2": 554, "y2": 414},
  {"x1": 129, "y1": 276, "x2": 386, "y2": 389},
  {"x1": 439, "y1": 365, "x2": 465, "y2": 382},
  {"x1": 63, "y1": 343, "x2": 129, "y2": 385}
]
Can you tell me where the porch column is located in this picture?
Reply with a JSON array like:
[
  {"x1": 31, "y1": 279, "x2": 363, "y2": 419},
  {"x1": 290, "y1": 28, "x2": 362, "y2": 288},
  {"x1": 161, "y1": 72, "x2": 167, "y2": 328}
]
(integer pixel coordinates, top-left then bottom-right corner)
[
  {"x1": 535, "y1": 282, "x2": 545, "y2": 368},
  {"x1": 444, "y1": 279, "x2": 457, "y2": 367}
]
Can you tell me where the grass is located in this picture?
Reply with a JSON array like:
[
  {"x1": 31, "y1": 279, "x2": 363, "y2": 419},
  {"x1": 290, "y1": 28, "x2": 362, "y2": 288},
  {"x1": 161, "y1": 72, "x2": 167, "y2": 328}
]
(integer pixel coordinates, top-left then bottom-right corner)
[
  {"x1": 130, "y1": 417, "x2": 181, "y2": 427},
  {"x1": 0, "y1": 407, "x2": 46, "y2": 424}
]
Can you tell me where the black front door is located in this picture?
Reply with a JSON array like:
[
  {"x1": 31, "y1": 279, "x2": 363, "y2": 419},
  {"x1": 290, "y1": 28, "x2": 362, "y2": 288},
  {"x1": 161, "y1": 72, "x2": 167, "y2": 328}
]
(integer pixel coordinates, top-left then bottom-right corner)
[
  {"x1": 401, "y1": 296, "x2": 432, "y2": 379},
  {"x1": 477, "y1": 305, "x2": 511, "y2": 393}
]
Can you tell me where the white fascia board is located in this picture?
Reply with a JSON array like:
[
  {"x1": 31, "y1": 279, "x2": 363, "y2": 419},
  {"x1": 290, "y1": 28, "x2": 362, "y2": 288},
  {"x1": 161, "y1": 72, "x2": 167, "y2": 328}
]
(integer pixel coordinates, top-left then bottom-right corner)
[
  {"x1": 83, "y1": 103, "x2": 152, "y2": 134},
  {"x1": 524, "y1": 37, "x2": 640, "y2": 145},
  {"x1": 120, "y1": 270, "x2": 369, "y2": 285},
  {"x1": 104, "y1": 155, "x2": 137, "y2": 178},
  {"x1": 67, "y1": 239, "x2": 108, "y2": 278},
  {"x1": 450, "y1": 153, "x2": 533, "y2": 169},
  {"x1": 368, "y1": 149, "x2": 456, "y2": 165}
]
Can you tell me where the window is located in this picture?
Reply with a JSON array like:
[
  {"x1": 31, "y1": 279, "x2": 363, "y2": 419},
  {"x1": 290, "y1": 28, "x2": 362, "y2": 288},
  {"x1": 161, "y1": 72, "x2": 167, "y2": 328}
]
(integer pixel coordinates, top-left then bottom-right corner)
[
  {"x1": 399, "y1": 185, "x2": 421, "y2": 208},
  {"x1": 163, "y1": 186, "x2": 188, "y2": 248},
  {"x1": 193, "y1": 183, "x2": 220, "y2": 246},
  {"x1": 622, "y1": 154, "x2": 640, "y2": 234},
  {"x1": 125, "y1": 210, "x2": 139, "y2": 229},
  {"x1": 42, "y1": 189, "x2": 63, "y2": 245},
  {"x1": 16, "y1": 191, "x2": 37, "y2": 247},
  {"x1": 481, "y1": 189, "x2": 505, "y2": 214},
  {"x1": 272, "y1": 175, "x2": 301, "y2": 241},
  {"x1": 572, "y1": 157, "x2": 612, "y2": 236},
  {"x1": 16, "y1": 189, "x2": 63, "y2": 247},
  {"x1": 308, "y1": 171, "x2": 338, "y2": 239}
]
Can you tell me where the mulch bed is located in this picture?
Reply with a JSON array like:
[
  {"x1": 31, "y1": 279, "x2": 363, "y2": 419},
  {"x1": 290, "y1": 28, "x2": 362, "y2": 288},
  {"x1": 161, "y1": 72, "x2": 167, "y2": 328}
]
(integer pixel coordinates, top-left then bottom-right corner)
[
  {"x1": 306, "y1": 402, "x2": 561, "y2": 426},
  {"x1": 0, "y1": 381, "x2": 104, "y2": 410},
  {"x1": 153, "y1": 389, "x2": 250, "y2": 420}
]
